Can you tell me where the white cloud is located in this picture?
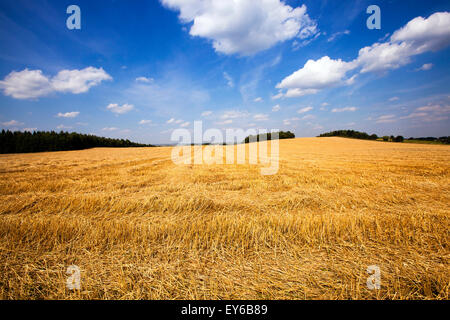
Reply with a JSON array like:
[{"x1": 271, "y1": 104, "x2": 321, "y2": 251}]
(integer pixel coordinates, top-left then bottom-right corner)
[
  {"x1": 253, "y1": 113, "x2": 269, "y2": 121},
  {"x1": 0, "y1": 69, "x2": 52, "y2": 99},
  {"x1": 297, "y1": 106, "x2": 313, "y2": 114},
  {"x1": 223, "y1": 72, "x2": 234, "y2": 87},
  {"x1": 275, "y1": 12, "x2": 450, "y2": 97},
  {"x1": 215, "y1": 119, "x2": 233, "y2": 125},
  {"x1": 51, "y1": 67, "x2": 112, "y2": 94},
  {"x1": 139, "y1": 119, "x2": 152, "y2": 125},
  {"x1": 301, "y1": 114, "x2": 315, "y2": 120},
  {"x1": 401, "y1": 104, "x2": 450, "y2": 122},
  {"x1": 331, "y1": 106, "x2": 357, "y2": 113},
  {"x1": 57, "y1": 111, "x2": 79, "y2": 118},
  {"x1": 254, "y1": 97, "x2": 263, "y2": 102},
  {"x1": 22, "y1": 128, "x2": 37, "y2": 132},
  {"x1": 358, "y1": 12, "x2": 450, "y2": 73},
  {"x1": 276, "y1": 56, "x2": 357, "y2": 97},
  {"x1": 180, "y1": 121, "x2": 190, "y2": 127},
  {"x1": 106, "y1": 103, "x2": 134, "y2": 114},
  {"x1": 56, "y1": 124, "x2": 72, "y2": 130},
  {"x1": 327, "y1": 30, "x2": 350, "y2": 42},
  {"x1": 1, "y1": 120, "x2": 23, "y2": 127},
  {"x1": 416, "y1": 104, "x2": 450, "y2": 113},
  {"x1": 416, "y1": 63, "x2": 433, "y2": 71},
  {"x1": 136, "y1": 77, "x2": 154, "y2": 83},
  {"x1": 321, "y1": 102, "x2": 329, "y2": 107},
  {"x1": 376, "y1": 114, "x2": 396, "y2": 123},
  {"x1": 271, "y1": 92, "x2": 284, "y2": 100},
  {"x1": 161, "y1": 0, "x2": 317, "y2": 55},
  {"x1": 400, "y1": 112, "x2": 428, "y2": 119},
  {"x1": 221, "y1": 110, "x2": 249, "y2": 119},
  {"x1": 389, "y1": 97, "x2": 399, "y2": 102},
  {"x1": 272, "y1": 104, "x2": 281, "y2": 112},
  {"x1": 201, "y1": 110, "x2": 212, "y2": 117},
  {"x1": 0, "y1": 67, "x2": 112, "y2": 99},
  {"x1": 356, "y1": 41, "x2": 415, "y2": 73},
  {"x1": 167, "y1": 118, "x2": 175, "y2": 124},
  {"x1": 102, "y1": 127, "x2": 119, "y2": 131},
  {"x1": 391, "y1": 12, "x2": 450, "y2": 52}
]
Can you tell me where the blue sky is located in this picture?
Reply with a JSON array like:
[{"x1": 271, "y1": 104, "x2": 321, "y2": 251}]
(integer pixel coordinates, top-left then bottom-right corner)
[{"x1": 0, "y1": 0, "x2": 449, "y2": 144}]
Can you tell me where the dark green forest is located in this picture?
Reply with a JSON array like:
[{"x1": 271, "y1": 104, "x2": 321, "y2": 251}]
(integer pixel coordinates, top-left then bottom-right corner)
[
  {"x1": 244, "y1": 131, "x2": 295, "y2": 143},
  {"x1": 0, "y1": 130, "x2": 153, "y2": 154}
]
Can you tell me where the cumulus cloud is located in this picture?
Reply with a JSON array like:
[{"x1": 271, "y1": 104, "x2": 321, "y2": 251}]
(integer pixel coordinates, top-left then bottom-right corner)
[
  {"x1": 276, "y1": 56, "x2": 357, "y2": 97},
  {"x1": 201, "y1": 110, "x2": 212, "y2": 117},
  {"x1": 356, "y1": 41, "x2": 414, "y2": 73},
  {"x1": 357, "y1": 12, "x2": 450, "y2": 73},
  {"x1": 389, "y1": 97, "x2": 399, "y2": 102},
  {"x1": 272, "y1": 104, "x2": 281, "y2": 112},
  {"x1": 276, "y1": 11, "x2": 450, "y2": 97},
  {"x1": 106, "y1": 103, "x2": 134, "y2": 114},
  {"x1": 254, "y1": 97, "x2": 263, "y2": 102},
  {"x1": 161, "y1": 0, "x2": 317, "y2": 55},
  {"x1": 139, "y1": 119, "x2": 152, "y2": 125},
  {"x1": 57, "y1": 111, "x2": 79, "y2": 118},
  {"x1": 331, "y1": 107, "x2": 357, "y2": 113},
  {"x1": 51, "y1": 67, "x2": 112, "y2": 94},
  {"x1": 0, "y1": 67, "x2": 111, "y2": 99},
  {"x1": 391, "y1": 12, "x2": 450, "y2": 52},
  {"x1": 180, "y1": 121, "x2": 190, "y2": 127},
  {"x1": 297, "y1": 106, "x2": 313, "y2": 114},
  {"x1": 416, "y1": 63, "x2": 433, "y2": 71},
  {"x1": 1, "y1": 120, "x2": 23, "y2": 127}
]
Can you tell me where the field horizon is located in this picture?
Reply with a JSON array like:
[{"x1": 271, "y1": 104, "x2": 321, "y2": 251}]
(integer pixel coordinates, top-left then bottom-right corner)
[{"x1": 0, "y1": 137, "x2": 448, "y2": 299}]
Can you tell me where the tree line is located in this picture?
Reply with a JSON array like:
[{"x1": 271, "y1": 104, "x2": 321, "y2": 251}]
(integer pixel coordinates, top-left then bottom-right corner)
[
  {"x1": 244, "y1": 131, "x2": 295, "y2": 144},
  {"x1": 318, "y1": 130, "x2": 449, "y2": 144},
  {"x1": 0, "y1": 130, "x2": 153, "y2": 154}
]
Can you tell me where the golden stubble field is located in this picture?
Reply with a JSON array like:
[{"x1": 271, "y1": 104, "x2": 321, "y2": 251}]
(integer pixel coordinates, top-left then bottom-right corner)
[{"x1": 0, "y1": 137, "x2": 448, "y2": 299}]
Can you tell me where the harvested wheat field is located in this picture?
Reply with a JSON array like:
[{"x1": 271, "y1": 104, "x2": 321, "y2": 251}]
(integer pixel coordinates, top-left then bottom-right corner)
[{"x1": 0, "y1": 137, "x2": 448, "y2": 299}]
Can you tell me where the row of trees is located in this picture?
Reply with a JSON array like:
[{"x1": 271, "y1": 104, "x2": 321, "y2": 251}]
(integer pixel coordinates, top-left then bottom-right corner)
[
  {"x1": 407, "y1": 136, "x2": 450, "y2": 144},
  {"x1": 318, "y1": 130, "x2": 379, "y2": 140},
  {"x1": 318, "y1": 130, "x2": 407, "y2": 142},
  {"x1": 318, "y1": 130, "x2": 450, "y2": 144},
  {"x1": 0, "y1": 130, "x2": 153, "y2": 154},
  {"x1": 244, "y1": 131, "x2": 295, "y2": 143}
]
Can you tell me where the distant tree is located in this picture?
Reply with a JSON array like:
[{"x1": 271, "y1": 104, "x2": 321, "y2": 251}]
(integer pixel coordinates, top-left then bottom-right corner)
[
  {"x1": 382, "y1": 136, "x2": 389, "y2": 141},
  {"x1": 318, "y1": 130, "x2": 378, "y2": 140},
  {"x1": 244, "y1": 131, "x2": 295, "y2": 143},
  {"x1": 393, "y1": 136, "x2": 404, "y2": 142}
]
